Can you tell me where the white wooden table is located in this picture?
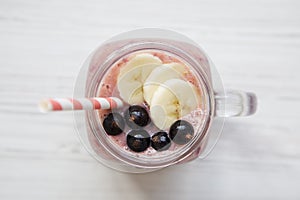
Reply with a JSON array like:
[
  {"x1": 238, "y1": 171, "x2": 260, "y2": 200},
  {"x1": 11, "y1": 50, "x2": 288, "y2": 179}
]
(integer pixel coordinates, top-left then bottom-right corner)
[{"x1": 1, "y1": 0, "x2": 300, "y2": 199}]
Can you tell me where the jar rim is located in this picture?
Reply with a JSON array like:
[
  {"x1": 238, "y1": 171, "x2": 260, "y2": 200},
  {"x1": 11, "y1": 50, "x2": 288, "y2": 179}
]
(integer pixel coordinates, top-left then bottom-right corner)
[{"x1": 86, "y1": 41, "x2": 215, "y2": 169}]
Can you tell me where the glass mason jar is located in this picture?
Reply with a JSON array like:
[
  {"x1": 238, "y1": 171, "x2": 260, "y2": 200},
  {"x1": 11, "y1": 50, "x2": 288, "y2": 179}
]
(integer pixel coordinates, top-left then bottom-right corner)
[{"x1": 73, "y1": 28, "x2": 257, "y2": 173}]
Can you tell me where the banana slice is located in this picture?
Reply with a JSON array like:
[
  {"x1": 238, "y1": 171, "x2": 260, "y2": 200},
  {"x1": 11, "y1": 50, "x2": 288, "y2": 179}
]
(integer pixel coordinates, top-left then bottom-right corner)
[
  {"x1": 143, "y1": 63, "x2": 186, "y2": 105},
  {"x1": 150, "y1": 79, "x2": 201, "y2": 130},
  {"x1": 117, "y1": 53, "x2": 162, "y2": 104}
]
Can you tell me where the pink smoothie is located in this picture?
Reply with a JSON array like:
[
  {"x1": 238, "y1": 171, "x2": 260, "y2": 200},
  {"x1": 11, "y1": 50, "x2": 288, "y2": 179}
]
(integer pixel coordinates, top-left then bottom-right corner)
[{"x1": 95, "y1": 50, "x2": 208, "y2": 159}]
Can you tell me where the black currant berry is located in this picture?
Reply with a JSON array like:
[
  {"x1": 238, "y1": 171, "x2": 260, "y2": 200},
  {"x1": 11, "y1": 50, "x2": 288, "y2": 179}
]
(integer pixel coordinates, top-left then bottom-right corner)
[
  {"x1": 169, "y1": 120, "x2": 194, "y2": 145},
  {"x1": 126, "y1": 129, "x2": 150, "y2": 152},
  {"x1": 151, "y1": 131, "x2": 171, "y2": 151},
  {"x1": 124, "y1": 105, "x2": 150, "y2": 128},
  {"x1": 102, "y1": 113, "x2": 125, "y2": 136}
]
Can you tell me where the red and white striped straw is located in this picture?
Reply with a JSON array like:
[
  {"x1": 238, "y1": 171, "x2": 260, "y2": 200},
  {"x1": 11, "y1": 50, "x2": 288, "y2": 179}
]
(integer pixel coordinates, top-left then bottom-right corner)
[{"x1": 39, "y1": 97, "x2": 123, "y2": 112}]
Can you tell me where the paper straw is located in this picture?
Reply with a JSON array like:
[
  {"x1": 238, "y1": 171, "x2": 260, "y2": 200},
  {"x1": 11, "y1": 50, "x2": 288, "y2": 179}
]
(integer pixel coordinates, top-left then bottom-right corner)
[{"x1": 39, "y1": 97, "x2": 123, "y2": 112}]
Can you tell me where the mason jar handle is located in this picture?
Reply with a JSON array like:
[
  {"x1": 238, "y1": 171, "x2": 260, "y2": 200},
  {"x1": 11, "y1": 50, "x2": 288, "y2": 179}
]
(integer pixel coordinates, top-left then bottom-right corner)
[{"x1": 215, "y1": 90, "x2": 257, "y2": 117}]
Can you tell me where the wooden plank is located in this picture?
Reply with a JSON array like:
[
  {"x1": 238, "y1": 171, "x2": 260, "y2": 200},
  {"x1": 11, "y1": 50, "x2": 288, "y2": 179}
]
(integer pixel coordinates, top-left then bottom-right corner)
[{"x1": 0, "y1": 0, "x2": 300, "y2": 199}]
